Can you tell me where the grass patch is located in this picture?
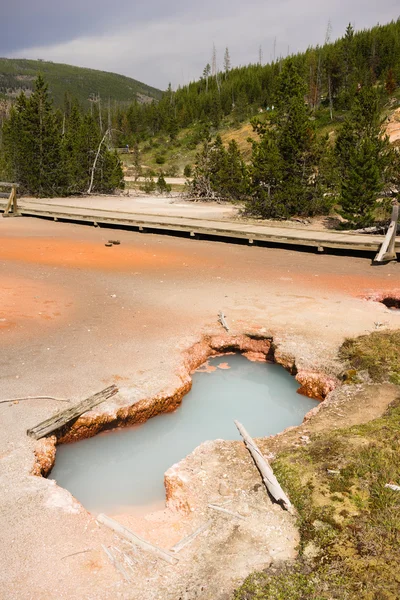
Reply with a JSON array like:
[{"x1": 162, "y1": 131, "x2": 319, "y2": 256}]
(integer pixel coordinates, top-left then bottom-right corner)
[
  {"x1": 234, "y1": 331, "x2": 400, "y2": 600},
  {"x1": 339, "y1": 330, "x2": 400, "y2": 385},
  {"x1": 235, "y1": 401, "x2": 400, "y2": 599}
]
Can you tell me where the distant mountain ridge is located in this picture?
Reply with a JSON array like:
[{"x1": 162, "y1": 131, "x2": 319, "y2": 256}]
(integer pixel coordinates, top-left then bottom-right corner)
[{"x1": 0, "y1": 58, "x2": 162, "y2": 107}]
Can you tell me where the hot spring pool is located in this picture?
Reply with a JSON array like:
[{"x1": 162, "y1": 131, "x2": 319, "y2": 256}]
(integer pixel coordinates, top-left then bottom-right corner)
[{"x1": 49, "y1": 354, "x2": 318, "y2": 514}]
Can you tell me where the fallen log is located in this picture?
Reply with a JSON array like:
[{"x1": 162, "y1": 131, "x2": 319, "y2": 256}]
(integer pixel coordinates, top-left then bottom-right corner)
[
  {"x1": 26, "y1": 385, "x2": 118, "y2": 440},
  {"x1": 97, "y1": 514, "x2": 178, "y2": 565},
  {"x1": 170, "y1": 521, "x2": 212, "y2": 553},
  {"x1": 218, "y1": 311, "x2": 229, "y2": 332},
  {"x1": 234, "y1": 420, "x2": 293, "y2": 513}
]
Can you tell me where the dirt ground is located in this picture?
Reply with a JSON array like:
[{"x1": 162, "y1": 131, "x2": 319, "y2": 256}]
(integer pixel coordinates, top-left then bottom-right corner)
[{"x1": 0, "y1": 216, "x2": 399, "y2": 600}]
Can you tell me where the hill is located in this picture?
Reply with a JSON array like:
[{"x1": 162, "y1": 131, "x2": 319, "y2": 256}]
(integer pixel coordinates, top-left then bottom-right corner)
[
  {"x1": 117, "y1": 19, "x2": 400, "y2": 179},
  {"x1": 0, "y1": 58, "x2": 162, "y2": 107}
]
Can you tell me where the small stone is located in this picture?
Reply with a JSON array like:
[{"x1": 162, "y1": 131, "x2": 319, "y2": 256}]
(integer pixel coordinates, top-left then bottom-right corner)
[
  {"x1": 219, "y1": 481, "x2": 231, "y2": 496},
  {"x1": 241, "y1": 503, "x2": 250, "y2": 516},
  {"x1": 300, "y1": 435, "x2": 311, "y2": 444}
]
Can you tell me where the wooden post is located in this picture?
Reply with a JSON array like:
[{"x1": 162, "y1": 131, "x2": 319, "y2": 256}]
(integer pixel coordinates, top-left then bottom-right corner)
[
  {"x1": 374, "y1": 200, "x2": 399, "y2": 263},
  {"x1": 2, "y1": 183, "x2": 19, "y2": 216}
]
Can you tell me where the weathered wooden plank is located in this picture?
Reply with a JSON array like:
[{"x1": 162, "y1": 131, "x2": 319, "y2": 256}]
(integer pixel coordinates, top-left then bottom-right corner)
[
  {"x1": 235, "y1": 420, "x2": 293, "y2": 513},
  {"x1": 27, "y1": 385, "x2": 118, "y2": 439},
  {"x1": 97, "y1": 514, "x2": 179, "y2": 564},
  {"x1": 0, "y1": 182, "x2": 19, "y2": 188}
]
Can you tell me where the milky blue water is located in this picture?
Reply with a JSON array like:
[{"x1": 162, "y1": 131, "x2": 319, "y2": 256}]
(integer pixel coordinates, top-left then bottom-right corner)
[{"x1": 50, "y1": 354, "x2": 318, "y2": 515}]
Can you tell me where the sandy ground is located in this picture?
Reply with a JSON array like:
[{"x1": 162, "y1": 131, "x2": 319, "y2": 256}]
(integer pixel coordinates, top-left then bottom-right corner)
[{"x1": 0, "y1": 216, "x2": 400, "y2": 599}]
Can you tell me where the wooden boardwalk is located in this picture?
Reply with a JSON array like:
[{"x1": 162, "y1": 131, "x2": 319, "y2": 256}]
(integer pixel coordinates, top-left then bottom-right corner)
[{"x1": 1, "y1": 198, "x2": 398, "y2": 255}]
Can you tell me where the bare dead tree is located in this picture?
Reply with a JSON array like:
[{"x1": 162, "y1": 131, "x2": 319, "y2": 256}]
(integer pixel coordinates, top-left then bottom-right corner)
[
  {"x1": 87, "y1": 128, "x2": 111, "y2": 195},
  {"x1": 211, "y1": 43, "x2": 217, "y2": 77},
  {"x1": 224, "y1": 47, "x2": 231, "y2": 78},
  {"x1": 108, "y1": 97, "x2": 112, "y2": 131},
  {"x1": 98, "y1": 95, "x2": 103, "y2": 133},
  {"x1": 325, "y1": 19, "x2": 334, "y2": 120}
]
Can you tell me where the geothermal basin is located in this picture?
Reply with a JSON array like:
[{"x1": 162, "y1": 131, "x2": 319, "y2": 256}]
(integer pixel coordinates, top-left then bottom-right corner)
[{"x1": 49, "y1": 354, "x2": 318, "y2": 515}]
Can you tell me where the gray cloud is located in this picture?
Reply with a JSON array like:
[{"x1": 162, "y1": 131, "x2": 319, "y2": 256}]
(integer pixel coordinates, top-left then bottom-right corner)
[{"x1": 2, "y1": 0, "x2": 399, "y2": 89}]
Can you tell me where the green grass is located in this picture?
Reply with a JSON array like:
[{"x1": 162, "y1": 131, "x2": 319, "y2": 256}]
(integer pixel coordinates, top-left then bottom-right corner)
[
  {"x1": 0, "y1": 58, "x2": 162, "y2": 108},
  {"x1": 234, "y1": 331, "x2": 400, "y2": 600},
  {"x1": 340, "y1": 330, "x2": 400, "y2": 385}
]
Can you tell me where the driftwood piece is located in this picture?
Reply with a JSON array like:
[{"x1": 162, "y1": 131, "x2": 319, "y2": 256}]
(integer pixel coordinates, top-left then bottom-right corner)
[
  {"x1": 353, "y1": 226, "x2": 382, "y2": 234},
  {"x1": 170, "y1": 521, "x2": 212, "y2": 553},
  {"x1": 208, "y1": 504, "x2": 246, "y2": 520},
  {"x1": 218, "y1": 311, "x2": 229, "y2": 332},
  {"x1": 0, "y1": 396, "x2": 70, "y2": 405},
  {"x1": 97, "y1": 514, "x2": 178, "y2": 564},
  {"x1": 102, "y1": 545, "x2": 132, "y2": 582},
  {"x1": 235, "y1": 420, "x2": 293, "y2": 513},
  {"x1": 26, "y1": 385, "x2": 118, "y2": 440}
]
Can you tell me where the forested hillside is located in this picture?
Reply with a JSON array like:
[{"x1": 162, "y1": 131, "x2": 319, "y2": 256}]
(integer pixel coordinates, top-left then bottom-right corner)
[
  {"x1": 111, "y1": 19, "x2": 400, "y2": 143},
  {"x1": 110, "y1": 19, "x2": 400, "y2": 228},
  {"x1": 0, "y1": 58, "x2": 162, "y2": 108}
]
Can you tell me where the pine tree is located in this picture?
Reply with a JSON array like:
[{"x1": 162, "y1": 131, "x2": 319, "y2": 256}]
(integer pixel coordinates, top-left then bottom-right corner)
[
  {"x1": 189, "y1": 134, "x2": 247, "y2": 201},
  {"x1": 248, "y1": 59, "x2": 329, "y2": 218},
  {"x1": 3, "y1": 75, "x2": 63, "y2": 196},
  {"x1": 98, "y1": 149, "x2": 124, "y2": 193},
  {"x1": 219, "y1": 139, "x2": 248, "y2": 200},
  {"x1": 156, "y1": 172, "x2": 171, "y2": 194},
  {"x1": 61, "y1": 99, "x2": 88, "y2": 193},
  {"x1": 224, "y1": 48, "x2": 231, "y2": 77},
  {"x1": 385, "y1": 69, "x2": 397, "y2": 96},
  {"x1": 335, "y1": 86, "x2": 393, "y2": 226}
]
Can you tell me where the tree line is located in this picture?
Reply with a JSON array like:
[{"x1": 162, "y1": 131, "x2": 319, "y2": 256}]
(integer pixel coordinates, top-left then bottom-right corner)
[
  {"x1": 0, "y1": 75, "x2": 124, "y2": 197},
  {"x1": 110, "y1": 20, "x2": 400, "y2": 144},
  {"x1": 189, "y1": 59, "x2": 399, "y2": 227}
]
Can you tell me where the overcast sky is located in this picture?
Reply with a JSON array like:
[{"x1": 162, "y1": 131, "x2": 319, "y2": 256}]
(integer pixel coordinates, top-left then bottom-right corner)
[{"x1": 1, "y1": 0, "x2": 399, "y2": 90}]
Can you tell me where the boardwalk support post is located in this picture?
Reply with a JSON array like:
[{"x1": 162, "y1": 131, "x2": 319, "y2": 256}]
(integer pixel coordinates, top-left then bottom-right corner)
[
  {"x1": 2, "y1": 183, "x2": 19, "y2": 216},
  {"x1": 374, "y1": 201, "x2": 399, "y2": 264}
]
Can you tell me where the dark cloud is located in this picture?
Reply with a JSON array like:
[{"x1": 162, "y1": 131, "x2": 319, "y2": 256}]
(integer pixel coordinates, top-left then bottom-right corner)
[{"x1": 2, "y1": 0, "x2": 399, "y2": 88}]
